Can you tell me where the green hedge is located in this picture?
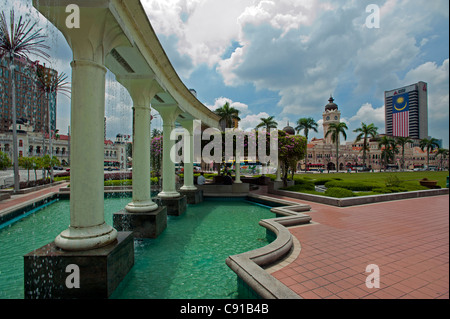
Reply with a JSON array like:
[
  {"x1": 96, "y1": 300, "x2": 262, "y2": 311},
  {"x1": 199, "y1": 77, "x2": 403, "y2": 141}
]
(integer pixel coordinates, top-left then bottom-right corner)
[
  {"x1": 325, "y1": 187, "x2": 354, "y2": 198},
  {"x1": 324, "y1": 180, "x2": 378, "y2": 191}
]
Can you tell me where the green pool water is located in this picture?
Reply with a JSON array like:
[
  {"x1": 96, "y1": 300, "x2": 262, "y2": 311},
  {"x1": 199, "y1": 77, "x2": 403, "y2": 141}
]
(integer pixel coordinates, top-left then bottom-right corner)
[{"x1": 0, "y1": 197, "x2": 274, "y2": 299}]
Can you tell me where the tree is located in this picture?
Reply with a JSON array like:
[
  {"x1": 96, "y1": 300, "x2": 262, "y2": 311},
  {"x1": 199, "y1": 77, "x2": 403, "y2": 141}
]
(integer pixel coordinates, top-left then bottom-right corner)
[
  {"x1": 150, "y1": 136, "x2": 163, "y2": 176},
  {"x1": 18, "y1": 156, "x2": 34, "y2": 182},
  {"x1": 378, "y1": 136, "x2": 396, "y2": 170},
  {"x1": 256, "y1": 116, "x2": 278, "y2": 131},
  {"x1": 0, "y1": 151, "x2": 12, "y2": 170},
  {"x1": 419, "y1": 137, "x2": 440, "y2": 170},
  {"x1": 151, "y1": 128, "x2": 162, "y2": 139},
  {"x1": 353, "y1": 122, "x2": 378, "y2": 168},
  {"x1": 295, "y1": 117, "x2": 318, "y2": 171},
  {"x1": 215, "y1": 102, "x2": 240, "y2": 129},
  {"x1": 0, "y1": 10, "x2": 49, "y2": 192},
  {"x1": 395, "y1": 136, "x2": 413, "y2": 170},
  {"x1": 278, "y1": 130, "x2": 307, "y2": 185},
  {"x1": 325, "y1": 122, "x2": 348, "y2": 172},
  {"x1": 295, "y1": 117, "x2": 318, "y2": 140},
  {"x1": 36, "y1": 65, "x2": 70, "y2": 184}
]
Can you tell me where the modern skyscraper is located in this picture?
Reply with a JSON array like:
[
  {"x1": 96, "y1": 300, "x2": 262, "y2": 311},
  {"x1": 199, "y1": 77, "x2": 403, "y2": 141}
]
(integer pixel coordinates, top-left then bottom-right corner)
[
  {"x1": 385, "y1": 82, "x2": 428, "y2": 139},
  {"x1": 0, "y1": 56, "x2": 57, "y2": 134}
]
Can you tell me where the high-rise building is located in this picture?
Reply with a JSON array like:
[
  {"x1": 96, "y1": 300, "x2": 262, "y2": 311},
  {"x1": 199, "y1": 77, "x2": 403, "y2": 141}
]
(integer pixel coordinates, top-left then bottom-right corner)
[
  {"x1": 384, "y1": 82, "x2": 428, "y2": 139},
  {"x1": 0, "y1": 56, "x2": 57, "y2": 134}
]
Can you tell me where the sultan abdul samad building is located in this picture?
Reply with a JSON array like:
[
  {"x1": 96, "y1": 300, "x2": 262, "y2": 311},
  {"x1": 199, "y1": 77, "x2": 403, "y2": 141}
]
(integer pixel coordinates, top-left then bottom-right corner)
[{"x1": 294, "y1": 97, "x2": 446, "y2": 171}]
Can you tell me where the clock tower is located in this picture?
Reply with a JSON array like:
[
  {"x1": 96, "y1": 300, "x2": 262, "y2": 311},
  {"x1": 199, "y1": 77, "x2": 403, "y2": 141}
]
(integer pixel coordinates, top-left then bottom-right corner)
[{"x1": 322, "y1": 96, "x2": 341, "y2": 145}]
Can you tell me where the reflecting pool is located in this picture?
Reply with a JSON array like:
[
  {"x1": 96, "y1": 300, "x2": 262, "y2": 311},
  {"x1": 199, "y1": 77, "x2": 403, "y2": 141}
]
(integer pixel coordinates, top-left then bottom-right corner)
[{"x1": 0, "y1": 197, "x2": 274, "y2": 299}]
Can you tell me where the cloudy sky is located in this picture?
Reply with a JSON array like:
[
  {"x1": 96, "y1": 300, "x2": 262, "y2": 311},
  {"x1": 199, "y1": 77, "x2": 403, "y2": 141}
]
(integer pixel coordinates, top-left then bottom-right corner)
[{"x1": 4, "y1": 0, "x2": 449, "y2": 147}]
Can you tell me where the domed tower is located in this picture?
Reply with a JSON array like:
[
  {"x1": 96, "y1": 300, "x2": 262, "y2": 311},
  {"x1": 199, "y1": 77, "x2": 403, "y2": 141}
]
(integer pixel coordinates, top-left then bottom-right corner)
[
  {"x1": 322, "y1": 96, "x2": 341, "y2": 144},
  {"x1": 283, "y1": 121, "x2": 295, "y2": 135}
]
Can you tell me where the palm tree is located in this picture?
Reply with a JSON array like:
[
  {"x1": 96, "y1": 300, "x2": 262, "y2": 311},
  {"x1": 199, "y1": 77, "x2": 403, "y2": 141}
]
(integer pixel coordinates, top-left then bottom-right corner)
[
  {"x1": 325, "y1": 122, "x2": 348, "y2": 172},
  {"x1": 36, "y1": 65, "x2": 70, "y2": 183},
  {"x1": 151, "y1": 128, "x2": 162, "y2": 139},
  {"x1": 0, "y1": 10, "x2": 49, "y2": 192},
  {"x1": 256, "y1": 116, "x2": 278, "y2": 131},
  {"x1": 353, "y1": 122, "x2": 378, "y2": 168},
  {"x1": 395, "y1": 136, "x2": 413, "y2": 170},
  {"x1": 419, "y1": 137, "x2": 440, "y2": 170},
  {"x1": 215, "y1": 102, "x2": 240, "y2": 129},
  {"x1": 378, "y1": 136, "x2": 396, "y2": 171},
  {"x1": 295, "y1": 117, "x2": 318, "y2": 140},
  {"x1": 295, "y1": 117, "x2": 318, "y2": 171}
]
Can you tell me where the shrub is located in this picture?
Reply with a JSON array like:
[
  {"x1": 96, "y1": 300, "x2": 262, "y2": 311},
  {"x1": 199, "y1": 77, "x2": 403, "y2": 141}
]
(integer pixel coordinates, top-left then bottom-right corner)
[
  {"x1": 385, "y1": 175, "x2": 401, "y2": 187},
  {"x1": 324, "y1": 180, "x2": 377, "y2": 191},
  {"x1": 104, "y1": 179, "x2": 132, "y2": 187},
  {"x1": 313, "y1": 178, "x2": 333, "y2": 185},
  {"x1": 282, "y1": 183, "x2": 315, "y2": 192},
  {"x1": 292, "y1": 178, "x2": 315, "y2": 191},
  {"x1": 325, "y1": 187, "x2": 354, "y2": 198}
]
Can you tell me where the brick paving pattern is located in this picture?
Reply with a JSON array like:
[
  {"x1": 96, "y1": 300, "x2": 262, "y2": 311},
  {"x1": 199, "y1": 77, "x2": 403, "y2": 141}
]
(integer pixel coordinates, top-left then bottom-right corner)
[{"x1": 259, "y1": 188, "x2": 449, "y2": 299}]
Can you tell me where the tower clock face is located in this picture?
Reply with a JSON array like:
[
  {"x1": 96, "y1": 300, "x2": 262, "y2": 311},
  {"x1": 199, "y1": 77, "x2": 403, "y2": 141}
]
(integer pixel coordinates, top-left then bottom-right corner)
[
  {"x1": 326, "y1": 116, "x2": 330, "y2": 120},
  {"x1": 334, "y1": 116, "x2": 338, "y2": 120}
]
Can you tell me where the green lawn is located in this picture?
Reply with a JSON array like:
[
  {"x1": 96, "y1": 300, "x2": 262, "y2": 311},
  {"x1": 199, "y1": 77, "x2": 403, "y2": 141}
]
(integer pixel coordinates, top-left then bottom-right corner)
[{"x1": 269, "y1": 171, "x2": 449, "y2": 198}]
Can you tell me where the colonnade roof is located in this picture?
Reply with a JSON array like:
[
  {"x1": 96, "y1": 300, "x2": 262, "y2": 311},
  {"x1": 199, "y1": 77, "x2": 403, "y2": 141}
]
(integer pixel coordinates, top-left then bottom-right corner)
[{"x1": 33, "y1": 0, "x2": 221, "y2": 129}]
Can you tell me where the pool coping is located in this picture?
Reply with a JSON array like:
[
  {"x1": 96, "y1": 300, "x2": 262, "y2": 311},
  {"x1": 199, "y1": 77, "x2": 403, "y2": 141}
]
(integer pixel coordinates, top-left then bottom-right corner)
[
  {"x1": 226, "y1": 193, "x2": 312, "y2": 299},
  {"x1": 1, "y1": 187, "x2": 310, "y2": 300}
]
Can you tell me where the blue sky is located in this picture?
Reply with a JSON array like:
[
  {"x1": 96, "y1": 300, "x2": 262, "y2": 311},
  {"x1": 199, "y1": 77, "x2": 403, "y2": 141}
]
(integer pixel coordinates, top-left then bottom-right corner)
[{"x1": 4, "y1": 0, "x2": 449, "y2": 147}]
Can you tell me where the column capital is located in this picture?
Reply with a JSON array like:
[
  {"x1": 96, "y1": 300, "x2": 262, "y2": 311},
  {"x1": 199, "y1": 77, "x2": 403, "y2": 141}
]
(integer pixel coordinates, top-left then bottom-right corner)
[
  {"x1": 157, "y1": 105, "x2": 183, "y2": 124},
  {"x1": 117, "y1": 75, "x2": 165, "y2": 107},
  {"x1": 34, "y1": 0, "x2": 132, "y2": 65}
]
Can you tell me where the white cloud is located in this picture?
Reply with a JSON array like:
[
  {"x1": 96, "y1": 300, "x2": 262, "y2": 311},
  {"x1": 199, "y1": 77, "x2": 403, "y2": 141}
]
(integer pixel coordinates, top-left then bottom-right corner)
[
  {"x1": 239, "y1": 112, "x2": 270, "y2": 131},
  {"x1": 206, "y1": 97, "x2": 249, "y2": 115},
  {"x1": 403, "y1": 59, "x2": 449, "y2": 121},
  {"x1": 349, "y1": 103, "x2": 385, "y2": 131}
]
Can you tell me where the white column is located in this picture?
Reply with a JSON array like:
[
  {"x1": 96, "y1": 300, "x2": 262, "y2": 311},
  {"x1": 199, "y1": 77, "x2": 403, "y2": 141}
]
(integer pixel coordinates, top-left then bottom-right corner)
[
  {"x1": 275, "y1": 162, "x2": 282, "y2": 182},
  {"x1": 53, "y1": 7, "x2": 130, "y2": 251},
  {"x1": 158, "y1": 105, "x2": 182, "y2": 198},
  {"x1": 117, "y1": 76, "x2": 161, "y2": 212},
  {"x1": 179, "y1": 120, "x2": 196, "y2": 191}
]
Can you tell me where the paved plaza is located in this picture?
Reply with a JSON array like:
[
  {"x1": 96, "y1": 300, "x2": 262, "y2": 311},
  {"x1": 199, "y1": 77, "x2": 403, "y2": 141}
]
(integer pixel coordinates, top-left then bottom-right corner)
[
  {"x1": 1, "y1": 183, "x2": 448, "y2": 299},
  {"x1": 255, "y1": 186, "x2": 449, "y2": 299}
]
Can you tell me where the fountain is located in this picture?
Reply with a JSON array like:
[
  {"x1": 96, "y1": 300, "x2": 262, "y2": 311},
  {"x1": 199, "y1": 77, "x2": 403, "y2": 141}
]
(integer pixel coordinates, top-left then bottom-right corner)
[{"x1": 20, "y1": 0, "x2": 221, "y2": 298}]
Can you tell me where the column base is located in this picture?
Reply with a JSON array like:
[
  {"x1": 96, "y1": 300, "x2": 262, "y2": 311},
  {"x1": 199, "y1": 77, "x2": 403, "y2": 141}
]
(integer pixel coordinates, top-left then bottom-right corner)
[
  {"x1": 113, "y1": 206, "x2": 167, "y2": 239},
  {"x1": 179, "y1": 189, "x2": 203, "y2": 204},
  {"x1": 125, "y1": 199, "x2": 159, "y2": 213},
  {"x1": 154, "y1": 195, "x2": 187, "y2": 216},
  {"x1": 157, "y1": 190, "x2": 181, "y2": 198},
  {"x1": 24, "y1": 232, "x2": 134, "y2": 299},
  {"x1": 54, "y1": 222, "x2": 118, "y2": 251}
]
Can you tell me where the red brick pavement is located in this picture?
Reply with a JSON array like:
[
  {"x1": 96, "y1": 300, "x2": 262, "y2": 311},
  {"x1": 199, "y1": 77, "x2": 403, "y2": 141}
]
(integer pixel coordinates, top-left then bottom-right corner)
[
  {"x1": 0, "y1": 182, "x2": 68, "y2": 213},
  {"x1": 254, "y1": 187, "x2": 449, "y2": 299}
]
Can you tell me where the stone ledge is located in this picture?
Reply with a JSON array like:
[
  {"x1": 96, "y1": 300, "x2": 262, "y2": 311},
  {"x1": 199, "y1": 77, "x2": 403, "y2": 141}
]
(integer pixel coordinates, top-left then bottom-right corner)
[
  {"x1": 268, "y1": 182, "x2": 449, "y2": 207},
  {"x1": 226, "y1": 194, "x2": 312, "y2": 299}
]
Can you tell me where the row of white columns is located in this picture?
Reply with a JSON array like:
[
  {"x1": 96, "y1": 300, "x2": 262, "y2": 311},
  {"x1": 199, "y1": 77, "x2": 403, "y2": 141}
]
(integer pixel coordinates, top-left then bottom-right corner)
[{"x1": 53, "y1": 15, "x2": 197, "y2": 251}]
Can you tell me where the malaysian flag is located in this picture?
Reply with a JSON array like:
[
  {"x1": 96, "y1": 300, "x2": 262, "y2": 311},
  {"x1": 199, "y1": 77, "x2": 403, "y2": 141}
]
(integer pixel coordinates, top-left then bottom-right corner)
[{"x1": 392, "y1": 93, "x2": 409, "y2": 137}]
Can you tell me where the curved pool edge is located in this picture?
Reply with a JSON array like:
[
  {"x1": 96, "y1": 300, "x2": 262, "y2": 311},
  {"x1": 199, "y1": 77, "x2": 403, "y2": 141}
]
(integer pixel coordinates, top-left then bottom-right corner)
[{"x1": 226, "y1": 194, "x2": 312, "y2": 299}]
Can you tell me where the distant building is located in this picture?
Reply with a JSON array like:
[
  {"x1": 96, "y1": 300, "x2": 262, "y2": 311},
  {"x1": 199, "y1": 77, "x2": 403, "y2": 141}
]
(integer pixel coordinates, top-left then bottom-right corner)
[
  {"x1": 0, "y1": 121, "x2": 128, "y2": 169},
  {"x1": 385, "y1": 82, "x2": 428, "y2": 140},
  {"x1": 0, "y1": 56, "x2": 57, "y2": 134},
  {"x1": 298, "y1": 97, "x2": 444, "y2": 171},
  {"x1": 322, "y1": 96, "x2": 341, "y2": 144}
]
